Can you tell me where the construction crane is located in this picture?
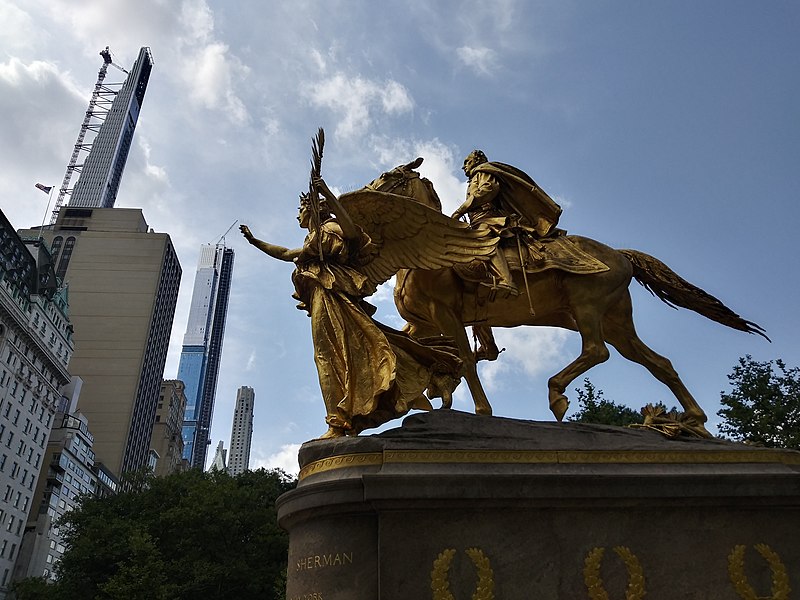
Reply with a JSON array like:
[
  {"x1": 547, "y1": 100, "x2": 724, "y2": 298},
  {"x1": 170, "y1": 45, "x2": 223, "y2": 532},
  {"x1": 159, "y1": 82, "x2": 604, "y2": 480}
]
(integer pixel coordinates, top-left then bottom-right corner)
[{"x1": 214, "y1": 220, "x2": 239, "y2": 247}]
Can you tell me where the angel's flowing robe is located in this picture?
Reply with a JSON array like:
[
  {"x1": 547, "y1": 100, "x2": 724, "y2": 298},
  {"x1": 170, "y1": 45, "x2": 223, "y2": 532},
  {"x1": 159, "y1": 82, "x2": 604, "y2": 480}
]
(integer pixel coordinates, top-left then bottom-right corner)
[{"x1": 292, "y1": 219, "x2": 461, "y2": 434}]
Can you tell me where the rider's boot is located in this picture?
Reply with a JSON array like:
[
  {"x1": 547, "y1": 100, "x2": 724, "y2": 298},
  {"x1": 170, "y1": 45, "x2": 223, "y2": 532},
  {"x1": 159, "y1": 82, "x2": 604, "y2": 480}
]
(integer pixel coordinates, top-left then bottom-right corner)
[{"x1": 483, "y1": 251, "x2": 519, "y2": 297}]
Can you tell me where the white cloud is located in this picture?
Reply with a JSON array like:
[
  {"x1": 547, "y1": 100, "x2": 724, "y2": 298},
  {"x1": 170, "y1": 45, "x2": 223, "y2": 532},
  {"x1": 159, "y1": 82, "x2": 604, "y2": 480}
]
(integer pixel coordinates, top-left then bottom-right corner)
[
  {"x1": 246, "y1": 349, "x2": 256, "y2": 371},
  {"x1": 183, "y1": 41, "x2": 250, "y2": 124},
  {"x1": 304, "y1": 73, "x2": 414, "y2": 138},
  {"x1": 25, "y1": 0, "x2": 252, "y2": 126},
  {"x1": 0, "y1": 2, "x2": 37, "y2": 54},
  {"x1": 381, "y1": 80, "x2": 414, "y2": 113},
  {"x1": 413, "y1": 140, "x2": 467, "y2": 214},
  {"x1": 138, "y1": 137, "x2": 169, "y2": 184},
  {"x1": 372, "y1": 276, "x2": 396, "y2": 303},
  {"x1": 456, "y1": 46, "x2": 499, "y2": 76},
  {"x1": 180, "y1": 0, "x2": 214, "y2": 42},
  {"x1": 252, "y1": 443, "x2": 301, "y2": 477},
  {"x1": 0, "y1": 56, "x2": 88, "y2": 228},
  {"x1": 310, "y1": 48, "x2": 326, "y2": 71},
  {"x1": 480, "y1": 327, "x2": 573, "y2": 391},
  {"x1": 553, "y1": 193, "x2": 573, "y2": 210}
]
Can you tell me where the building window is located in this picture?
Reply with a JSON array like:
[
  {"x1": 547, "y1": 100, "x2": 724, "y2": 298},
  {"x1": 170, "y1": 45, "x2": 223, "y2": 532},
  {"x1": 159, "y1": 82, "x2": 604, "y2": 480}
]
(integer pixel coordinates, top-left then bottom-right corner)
[
  {"x1": 55, "y1": 236, "x2": 76, "y2": 281},
  {"x1": 50, "y1": 236, "x2": 64, "y2": 264}
]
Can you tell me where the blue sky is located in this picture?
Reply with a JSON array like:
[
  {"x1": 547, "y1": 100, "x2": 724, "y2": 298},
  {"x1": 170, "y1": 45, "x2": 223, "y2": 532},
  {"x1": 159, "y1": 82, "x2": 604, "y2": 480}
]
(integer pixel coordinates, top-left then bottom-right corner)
[{"x1": 2, "y1": 0, "x2": 798, "y2": 473}]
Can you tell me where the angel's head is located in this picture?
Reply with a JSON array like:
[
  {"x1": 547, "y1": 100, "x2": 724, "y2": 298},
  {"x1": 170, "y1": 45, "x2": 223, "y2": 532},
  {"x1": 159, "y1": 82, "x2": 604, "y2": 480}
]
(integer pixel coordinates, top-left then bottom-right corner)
[
  {"x1": 463, "y1": 150, "x2": 488, "y2": 177},
  {"x1": 297, "y1": 192, "x2": 331, "y2": 229}
]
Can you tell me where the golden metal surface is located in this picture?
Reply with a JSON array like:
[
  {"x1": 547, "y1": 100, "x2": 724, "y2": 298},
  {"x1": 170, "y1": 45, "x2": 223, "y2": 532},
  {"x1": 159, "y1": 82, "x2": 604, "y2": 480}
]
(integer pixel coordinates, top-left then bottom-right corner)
[
  {"x1": 381, "y1": 153, "x2": 766, "y2": 435},
  {"x1": 431, "y1": 548, "x2": 494, "y2": 600},
  {"x1": 630, "y1": 404, "x2": 711, "y2": 439},
  {"x1": 583, "y1": 546, "x2": 646, "y2": 600},
  {"x1": 728, "y1": 544, "x2": 791, "y2": 600},
  {"x1": 246, "y1": 133, "x2": 766, "y2": 438},
  {"x1": 299, "y1": 448, "x2": 800, "y2": 480},
  {"x1": 242, "y1": 136, "x2": 497, "y2": 439},
  {"x1": 298, "y1": 452, "x2": 384, "y2": 480}
]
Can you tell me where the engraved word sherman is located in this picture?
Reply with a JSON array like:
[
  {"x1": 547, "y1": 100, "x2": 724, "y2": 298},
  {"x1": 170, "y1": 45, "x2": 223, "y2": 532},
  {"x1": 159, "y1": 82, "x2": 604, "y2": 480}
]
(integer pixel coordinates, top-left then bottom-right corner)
[{"x1": 295, "y1": 551, "x2": 354, "y2": 572}]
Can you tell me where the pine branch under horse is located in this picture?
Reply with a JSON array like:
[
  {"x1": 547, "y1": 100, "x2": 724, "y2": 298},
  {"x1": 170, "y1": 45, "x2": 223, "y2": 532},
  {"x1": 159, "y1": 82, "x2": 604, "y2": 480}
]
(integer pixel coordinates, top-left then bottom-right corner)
[{"x1": 365, "y1": 158, "x2": 766, "y2": 437}]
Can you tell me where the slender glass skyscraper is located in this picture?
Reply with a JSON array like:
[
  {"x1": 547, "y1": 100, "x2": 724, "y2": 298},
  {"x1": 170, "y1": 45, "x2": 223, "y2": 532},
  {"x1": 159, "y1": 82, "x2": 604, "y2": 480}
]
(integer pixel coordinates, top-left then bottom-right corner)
[{"x1": 178, "y1": 244, "x2": 234, "y2": 468}]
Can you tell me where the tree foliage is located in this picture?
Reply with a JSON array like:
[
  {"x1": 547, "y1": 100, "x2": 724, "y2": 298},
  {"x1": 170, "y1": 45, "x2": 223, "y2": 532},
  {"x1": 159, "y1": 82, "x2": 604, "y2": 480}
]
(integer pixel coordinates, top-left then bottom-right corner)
[
  {"x1": 717, "y1": 355, "x2": 800, "y2": 449},
  {"x1": 14, "y1": 468, "x2": 296, "y2": 600},
  {"x1": 567, "y1": 379, "x2": 643, "y2": 427}
]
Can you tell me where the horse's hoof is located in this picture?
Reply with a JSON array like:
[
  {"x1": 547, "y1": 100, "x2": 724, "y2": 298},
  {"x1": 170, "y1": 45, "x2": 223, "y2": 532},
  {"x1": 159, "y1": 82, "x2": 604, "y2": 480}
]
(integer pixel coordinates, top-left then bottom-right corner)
[
  {"x1": 682, "y1": 413, "x2": 712, "y2": 438},
  {"x1": 476, "y1": 404, "x2": 493, "y2": 416},
  {"x1": 549, "y1": 394, "x2": 569, "y2": 422},
  {"x1": 690, "y1": 423, "x2": 713, "y2": 439}
]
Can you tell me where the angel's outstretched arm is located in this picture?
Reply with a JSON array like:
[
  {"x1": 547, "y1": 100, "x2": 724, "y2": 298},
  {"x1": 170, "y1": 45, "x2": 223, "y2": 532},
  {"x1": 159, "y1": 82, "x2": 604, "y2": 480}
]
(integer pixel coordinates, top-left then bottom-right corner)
[
  {"x1": 240, "y1": 225, "x2": 301, "y2": 262},
  {"x1": 313, "y1": 176, "x2": 359, "y2": 241}
]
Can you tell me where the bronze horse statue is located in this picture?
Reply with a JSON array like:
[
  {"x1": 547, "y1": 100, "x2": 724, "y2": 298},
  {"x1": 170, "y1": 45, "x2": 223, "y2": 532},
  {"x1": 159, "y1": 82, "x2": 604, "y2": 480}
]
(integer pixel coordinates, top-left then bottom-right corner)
[{"x1": 366, "y1": 158, "x2": 767, "y2": 436}]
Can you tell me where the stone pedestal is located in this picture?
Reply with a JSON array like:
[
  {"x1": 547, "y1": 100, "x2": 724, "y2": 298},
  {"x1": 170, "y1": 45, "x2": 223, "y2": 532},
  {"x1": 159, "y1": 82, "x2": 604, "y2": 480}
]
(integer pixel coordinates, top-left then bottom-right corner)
[{"x1": 277, "y1": 411, "x2": 800, "y2": 599}]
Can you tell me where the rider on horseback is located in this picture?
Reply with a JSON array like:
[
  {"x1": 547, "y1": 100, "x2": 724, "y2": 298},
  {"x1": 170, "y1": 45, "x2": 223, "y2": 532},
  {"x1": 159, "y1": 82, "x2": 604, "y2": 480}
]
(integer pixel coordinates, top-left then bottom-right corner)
[
  {"x1": 452, "y1": 150, "x2": 563, "y2": 359},
  {"x1": 453, "y1": 150, "x2": 563, "y2": 293}
]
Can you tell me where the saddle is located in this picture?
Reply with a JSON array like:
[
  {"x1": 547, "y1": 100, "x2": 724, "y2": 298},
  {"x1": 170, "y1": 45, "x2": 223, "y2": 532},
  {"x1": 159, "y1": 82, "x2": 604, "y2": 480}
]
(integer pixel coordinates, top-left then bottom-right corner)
[{"x1": 455, "y1": 233, "x2": 609, "y2": 284}]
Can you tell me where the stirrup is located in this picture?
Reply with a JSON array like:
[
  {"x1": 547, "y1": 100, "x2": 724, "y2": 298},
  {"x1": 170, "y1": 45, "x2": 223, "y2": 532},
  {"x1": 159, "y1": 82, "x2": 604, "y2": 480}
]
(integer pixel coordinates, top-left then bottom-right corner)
[{"x1": 481, "y1": 276, "x2": 519, "y2": 300}]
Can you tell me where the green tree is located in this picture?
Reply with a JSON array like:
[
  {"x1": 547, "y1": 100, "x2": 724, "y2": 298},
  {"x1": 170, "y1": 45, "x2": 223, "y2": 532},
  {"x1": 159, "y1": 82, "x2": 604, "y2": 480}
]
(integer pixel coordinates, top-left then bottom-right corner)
[
  {"x1": 717, "y1": 355, "x2": 800, "y2": 449},
  {"x1": 14, "y1": 468, "x2": 296, "y2": 600},
  {"x1": 567, "y1": 379, "x2": 643, "y2": 426}
]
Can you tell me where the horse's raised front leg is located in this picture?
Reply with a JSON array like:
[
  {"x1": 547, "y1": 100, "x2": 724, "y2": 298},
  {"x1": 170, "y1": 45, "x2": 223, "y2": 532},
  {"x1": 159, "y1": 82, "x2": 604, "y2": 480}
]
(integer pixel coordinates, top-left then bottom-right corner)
[{"x1": 547, "y1": 306, "x2": 610, "y2": 421}]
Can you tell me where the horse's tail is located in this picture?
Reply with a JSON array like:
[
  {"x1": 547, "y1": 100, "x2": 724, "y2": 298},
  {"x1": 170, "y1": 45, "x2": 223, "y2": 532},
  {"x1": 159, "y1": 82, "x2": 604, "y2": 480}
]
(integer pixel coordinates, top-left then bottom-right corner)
[{"x1": 619, "y1": 249, "x2": 769, "y2": 341}]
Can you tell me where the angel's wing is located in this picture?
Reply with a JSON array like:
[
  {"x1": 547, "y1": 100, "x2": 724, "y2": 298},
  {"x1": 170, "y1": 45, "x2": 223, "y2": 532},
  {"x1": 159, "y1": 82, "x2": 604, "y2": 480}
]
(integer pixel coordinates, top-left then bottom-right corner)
[{"x1": 338, "y1": 188, "x2": 498, "y2": 288}]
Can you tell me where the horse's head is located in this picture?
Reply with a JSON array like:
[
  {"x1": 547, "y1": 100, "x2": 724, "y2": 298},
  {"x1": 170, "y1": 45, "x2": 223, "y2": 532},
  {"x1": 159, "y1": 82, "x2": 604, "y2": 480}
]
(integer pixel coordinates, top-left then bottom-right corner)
[{"x1": 366, "y1": 157, "x2": 443, "y2": 212}]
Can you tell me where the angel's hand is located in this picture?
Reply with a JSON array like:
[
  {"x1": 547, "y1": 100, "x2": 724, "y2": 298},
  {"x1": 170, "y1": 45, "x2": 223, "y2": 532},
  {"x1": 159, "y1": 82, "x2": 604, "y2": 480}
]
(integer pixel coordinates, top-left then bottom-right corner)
[{"x1": 313, "y1": 176, "x2": 336, "y2": 203}]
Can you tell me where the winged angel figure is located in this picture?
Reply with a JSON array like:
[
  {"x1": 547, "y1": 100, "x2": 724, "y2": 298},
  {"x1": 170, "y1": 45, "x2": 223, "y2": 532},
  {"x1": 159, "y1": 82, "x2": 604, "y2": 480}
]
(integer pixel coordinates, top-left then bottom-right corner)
[{"x1": 241, "y1": 176, "x2": 497, "y2": 439}]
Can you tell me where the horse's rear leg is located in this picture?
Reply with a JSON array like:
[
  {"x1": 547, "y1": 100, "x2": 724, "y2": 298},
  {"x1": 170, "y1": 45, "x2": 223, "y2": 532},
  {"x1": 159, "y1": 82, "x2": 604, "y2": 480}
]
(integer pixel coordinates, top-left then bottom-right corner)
[
  {"x1": 548, "y1": 307, "x2": 610, "y2": 421},
  {"x1": 602, "y1": 292, "x2": 710, "y2": 430}
]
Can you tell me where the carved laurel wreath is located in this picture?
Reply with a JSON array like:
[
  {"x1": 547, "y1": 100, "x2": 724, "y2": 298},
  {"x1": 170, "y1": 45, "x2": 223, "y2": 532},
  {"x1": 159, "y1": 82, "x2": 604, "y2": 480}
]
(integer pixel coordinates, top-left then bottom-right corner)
[
  {"x1": 728, "y1": 544, "x2": 791, "y2": 600},
  {"x1": 431, "y1": 547, "x2": 495, "y2": 600},
  {"x1": 583, "y1": 546, "x2": 646, "y2": 600}
]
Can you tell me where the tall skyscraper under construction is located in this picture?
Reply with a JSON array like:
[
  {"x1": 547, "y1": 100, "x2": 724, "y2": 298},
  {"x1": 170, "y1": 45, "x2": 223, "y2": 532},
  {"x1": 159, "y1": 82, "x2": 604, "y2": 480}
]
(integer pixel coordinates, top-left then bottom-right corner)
[
  {"x1": 178, "y1": 244, "x2": 234, "y2": 469},
  {"x1": 53, "y1": 47, "x2": 153, "y2": 217},
  {"x1": 228, "y1": 386, "x2": 255, "y2": 476}
]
